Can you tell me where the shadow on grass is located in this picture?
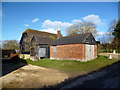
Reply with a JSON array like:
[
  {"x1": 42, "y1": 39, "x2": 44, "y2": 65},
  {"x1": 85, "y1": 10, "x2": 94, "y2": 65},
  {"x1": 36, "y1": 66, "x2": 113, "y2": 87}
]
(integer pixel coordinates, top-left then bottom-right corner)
[
  {"x1": 1, "y1": 56, "x2": 28, "y2": 77},
  {"x1": 104, "y1": 56, "x2": 108, "y2": 59},
  {"x1": 43, "y1": 60, "x2": 120, "y2": 88}
]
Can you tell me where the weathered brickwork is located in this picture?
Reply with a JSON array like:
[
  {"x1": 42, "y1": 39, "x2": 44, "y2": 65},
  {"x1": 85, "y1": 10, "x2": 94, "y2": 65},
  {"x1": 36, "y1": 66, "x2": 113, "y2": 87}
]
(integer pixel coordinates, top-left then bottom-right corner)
[
  {"x1": 94, "y1": 45, "x2": 97, "y2": 59},
  {"x1": 50, "y1": 44, "x2": 85, "y2": 61},
  {"x1": 50, "y1": 44, "x2": 97, "y2": 62}
]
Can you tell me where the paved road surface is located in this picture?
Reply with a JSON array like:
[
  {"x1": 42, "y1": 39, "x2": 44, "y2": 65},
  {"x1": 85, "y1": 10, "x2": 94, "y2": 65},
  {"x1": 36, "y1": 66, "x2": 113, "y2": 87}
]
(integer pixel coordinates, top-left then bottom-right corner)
[{"x1": 61, "y1": 61, "x2": 120, "y2": 88}]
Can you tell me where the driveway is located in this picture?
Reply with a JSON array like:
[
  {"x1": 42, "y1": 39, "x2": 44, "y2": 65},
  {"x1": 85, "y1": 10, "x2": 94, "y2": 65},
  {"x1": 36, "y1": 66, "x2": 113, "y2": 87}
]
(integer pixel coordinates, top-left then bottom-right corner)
[{"x1": 1, "y1": 64, "x2": 68, "y2": 88}]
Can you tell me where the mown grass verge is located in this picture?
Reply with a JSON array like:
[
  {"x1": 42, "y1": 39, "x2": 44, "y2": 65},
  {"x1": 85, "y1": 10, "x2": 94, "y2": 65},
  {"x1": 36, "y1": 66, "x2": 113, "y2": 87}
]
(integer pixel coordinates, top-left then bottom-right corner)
[{"x1": 25, "y1": 55, "x2": 119, "y2": 73}]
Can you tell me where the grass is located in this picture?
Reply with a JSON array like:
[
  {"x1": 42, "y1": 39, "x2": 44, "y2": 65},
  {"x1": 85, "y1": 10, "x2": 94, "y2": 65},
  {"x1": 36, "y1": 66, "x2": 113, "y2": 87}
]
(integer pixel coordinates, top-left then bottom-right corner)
[{"x1": 25, "y1": 55, "x2": 119, "y2": 73}]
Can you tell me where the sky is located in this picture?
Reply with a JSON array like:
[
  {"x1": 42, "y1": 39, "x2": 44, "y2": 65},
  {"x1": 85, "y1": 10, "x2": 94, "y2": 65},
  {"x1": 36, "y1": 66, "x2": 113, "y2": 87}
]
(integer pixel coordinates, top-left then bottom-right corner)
[{"x1": 1, "y1": 2, "x2": 119, "y2": 41}]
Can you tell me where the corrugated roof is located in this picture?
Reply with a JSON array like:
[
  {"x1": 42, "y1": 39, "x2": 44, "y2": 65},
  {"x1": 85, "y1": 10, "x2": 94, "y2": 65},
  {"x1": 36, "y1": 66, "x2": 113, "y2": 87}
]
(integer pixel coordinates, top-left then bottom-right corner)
[{"x1": 51, "y1": 33, "x2": 97, "y2": 45}]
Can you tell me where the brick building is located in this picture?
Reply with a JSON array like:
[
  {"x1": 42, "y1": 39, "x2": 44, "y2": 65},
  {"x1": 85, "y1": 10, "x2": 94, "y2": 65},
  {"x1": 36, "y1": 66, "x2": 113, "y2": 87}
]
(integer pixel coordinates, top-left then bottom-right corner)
[{"x1": 50, "y1": 33, "x2": 97, "y2": 62}]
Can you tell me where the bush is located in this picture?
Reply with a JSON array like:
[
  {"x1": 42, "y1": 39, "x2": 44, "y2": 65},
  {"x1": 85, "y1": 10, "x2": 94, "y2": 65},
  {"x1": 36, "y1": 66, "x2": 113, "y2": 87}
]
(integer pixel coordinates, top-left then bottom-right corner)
[{"x1": 102, "y1": 49, "x2": 120, "y2": 53}]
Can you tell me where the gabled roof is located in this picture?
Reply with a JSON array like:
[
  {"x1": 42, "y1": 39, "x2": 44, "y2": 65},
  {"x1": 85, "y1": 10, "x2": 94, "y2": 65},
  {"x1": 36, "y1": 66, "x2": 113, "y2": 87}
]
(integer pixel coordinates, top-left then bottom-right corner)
[
  {"x1": 20, "y1": 28, "x2": 57, "y2": 43},
  {"x1": 51, "y1": 33, "x2": 97, "y2": 45},
  {"x1": 32, "y1": 36, "x2": 54, "y2": 45},
  {"x1": 23, "y1": 28, "x2": 57, "y2": 38}
]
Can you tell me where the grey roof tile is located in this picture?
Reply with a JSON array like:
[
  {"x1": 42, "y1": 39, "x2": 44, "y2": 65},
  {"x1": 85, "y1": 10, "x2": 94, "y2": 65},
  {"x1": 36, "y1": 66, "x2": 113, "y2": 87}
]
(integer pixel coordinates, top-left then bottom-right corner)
[{"x1": 51, "y1": 33, "x2": 97, "y2": 45}]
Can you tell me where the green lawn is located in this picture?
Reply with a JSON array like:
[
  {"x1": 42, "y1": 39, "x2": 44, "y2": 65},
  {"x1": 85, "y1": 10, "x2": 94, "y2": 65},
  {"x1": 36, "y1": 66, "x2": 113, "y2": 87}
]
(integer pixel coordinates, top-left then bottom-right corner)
[{"x1": 25, "y1": 55, "x2": 119, "y2": 73}]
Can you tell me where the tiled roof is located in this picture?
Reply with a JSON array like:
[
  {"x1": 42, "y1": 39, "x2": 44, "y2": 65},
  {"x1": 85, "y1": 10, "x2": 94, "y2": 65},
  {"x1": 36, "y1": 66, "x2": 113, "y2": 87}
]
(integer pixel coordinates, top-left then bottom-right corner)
[
  {"x1": 51, "y1": 33, "x2": 97, "y2": 45},
  {"x1": 33, "y1": 36, "x2": 53, "y2": 45},
  {"x1": 23, "y1": 28, "x2": 57, "y2": 38},
  {"x1": 19, "y1": 28, "x2": 57, "y2": 43}
]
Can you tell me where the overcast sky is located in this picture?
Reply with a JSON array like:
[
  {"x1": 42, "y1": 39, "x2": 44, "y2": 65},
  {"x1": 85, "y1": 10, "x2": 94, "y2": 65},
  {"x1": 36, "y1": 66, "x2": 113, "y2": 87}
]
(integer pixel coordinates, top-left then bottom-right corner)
[{"x1": 1, "y1": 2, "x2": 119, "y2": 41}]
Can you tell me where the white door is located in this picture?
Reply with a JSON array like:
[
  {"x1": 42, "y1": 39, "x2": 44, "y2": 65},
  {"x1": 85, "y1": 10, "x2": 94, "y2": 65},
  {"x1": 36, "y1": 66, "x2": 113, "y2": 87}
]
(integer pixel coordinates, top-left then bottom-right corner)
[
  {"x1": 38, "y1": 48, "x2": 46, "y2": 57},
  {"x1": 85, "y1": 45, "x2": 94, "y2": 61}
]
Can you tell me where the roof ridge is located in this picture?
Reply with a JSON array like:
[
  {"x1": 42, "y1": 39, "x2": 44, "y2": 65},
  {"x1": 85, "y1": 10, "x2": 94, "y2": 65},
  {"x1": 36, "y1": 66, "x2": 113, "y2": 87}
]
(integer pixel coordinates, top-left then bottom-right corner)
[
  {"x1": 34, "y1": 35, "x2": 51, "y2": 38},
  {"x1": 61, "y1": 32, "x2": 91, "y2": 39},
  {"x1": 23, "y1": 28, "x2": 57, "y2": 35},
  {"x1": 82, "y1": 33, "x2": 91, "y2": 43},
  {"x1": 51, "y1": 32, "x2": 97, "y2": 45}
]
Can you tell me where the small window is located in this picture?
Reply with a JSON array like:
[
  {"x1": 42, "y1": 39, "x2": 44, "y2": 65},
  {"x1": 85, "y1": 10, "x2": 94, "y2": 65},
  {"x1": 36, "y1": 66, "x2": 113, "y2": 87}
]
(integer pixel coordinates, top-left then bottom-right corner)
[{"x1": 53, "y1": 46, "x2": 57, "y2": 53}]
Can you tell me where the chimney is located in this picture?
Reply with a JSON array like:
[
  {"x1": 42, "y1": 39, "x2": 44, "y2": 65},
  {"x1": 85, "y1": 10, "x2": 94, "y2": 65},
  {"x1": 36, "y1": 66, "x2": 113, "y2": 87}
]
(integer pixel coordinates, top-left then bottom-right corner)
[{"x1": 57, "y1": 26, "x2": 62, "y2": 39}]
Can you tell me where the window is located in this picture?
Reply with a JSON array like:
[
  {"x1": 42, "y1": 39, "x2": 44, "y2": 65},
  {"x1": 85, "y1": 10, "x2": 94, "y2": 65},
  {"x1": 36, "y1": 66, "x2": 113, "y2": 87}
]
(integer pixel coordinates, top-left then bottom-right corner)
[{"x1": 53, "y1": 46, "x2": 57, "y2": 53}]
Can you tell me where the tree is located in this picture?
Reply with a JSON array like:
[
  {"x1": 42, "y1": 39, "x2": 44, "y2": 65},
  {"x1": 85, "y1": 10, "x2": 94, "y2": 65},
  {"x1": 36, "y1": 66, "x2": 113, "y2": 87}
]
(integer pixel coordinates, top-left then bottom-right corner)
[
  {"x1": 97, "y1": 35, "x2": 107, "y2": 45},
  {"x1": 0, "y1": 44, "x2": 2, "y2": 49},
  {"x1": 113, "y1": 20, "x2": 120, "y2": 38},
  {"x1": 112, "y1": 38, "x2": 119, "y2": 49},
  {"x1": 106, "y1": 19, "x2": 119, "y2": 51},
  {"x1": 97, "y1": 43, "x2": 104, "y2": 54},
  {"x1": 108, "y1": 19, "x2": 118, "y2": 33},
  {"x1": 66, "y1": 22, "x2": 97, "y2": 37},
  {"x1": 112, "y1": 19, "x2": 120, "y2": 49},
  {"x1": 107, "y1": 19, "x2": 119, "y2": 43},
  {"x1": 97, "y1": 35, "x2": 113, "y2": 53},
  {"x1": 3, "y1": 40, "x2": 19, "y2": 50}
]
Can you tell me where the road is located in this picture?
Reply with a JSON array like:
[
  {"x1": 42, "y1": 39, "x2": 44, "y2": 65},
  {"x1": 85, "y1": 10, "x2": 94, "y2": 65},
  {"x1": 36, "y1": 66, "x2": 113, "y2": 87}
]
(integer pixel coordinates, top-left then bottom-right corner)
[{"x1": 61, "y1": 61, "x2": 120, "y2": 88}]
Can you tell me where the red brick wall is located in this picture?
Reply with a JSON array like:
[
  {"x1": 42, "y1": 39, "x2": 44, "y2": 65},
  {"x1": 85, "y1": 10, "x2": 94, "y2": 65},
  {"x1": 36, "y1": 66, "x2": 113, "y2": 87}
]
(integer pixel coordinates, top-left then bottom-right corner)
[
  {"x1": 94, "y1": 45, "x2": 97, "y2": 59},
  {"x1": 50, "y1": 44, "x2": 85, "y2": 61}
]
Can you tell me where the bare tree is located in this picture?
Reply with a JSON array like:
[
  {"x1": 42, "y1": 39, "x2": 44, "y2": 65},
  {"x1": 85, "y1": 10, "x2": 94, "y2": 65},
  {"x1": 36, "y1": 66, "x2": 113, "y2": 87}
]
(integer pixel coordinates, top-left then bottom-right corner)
[
  {"x1": 108, "y1": 19, "x2": 118, "y2": 33},
  {"x1": 97, "y1": 35, "x2": 107, "y2": 45},
  {"x1": 108, "y1": 19, "x2": 120, "y2": 50},
  {"x1": 66, "y1": 21, "x2": 97, "y2": 37},
  {"x1": 97, "y1": 35, "x2": 111, "y2": 52},
  {"x1": 3, "y1": 40, "x2": 19, "y2": 50},
  {"x1": 0, "y1": 44, "x2": 2, "y2": 49}
]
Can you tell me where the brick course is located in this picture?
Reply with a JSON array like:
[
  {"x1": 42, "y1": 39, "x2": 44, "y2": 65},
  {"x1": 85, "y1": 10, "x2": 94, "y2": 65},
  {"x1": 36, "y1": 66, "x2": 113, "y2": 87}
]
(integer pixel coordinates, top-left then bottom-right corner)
[
  {"x1": 50, "y1": 44, "x2": 97, "y2": 62},
  {"x1": 94, "y1": 45, "x2": 97, "y2": 59},
  {"x1": 50, "y1": 44, "x2": 85, "y2": 61}
]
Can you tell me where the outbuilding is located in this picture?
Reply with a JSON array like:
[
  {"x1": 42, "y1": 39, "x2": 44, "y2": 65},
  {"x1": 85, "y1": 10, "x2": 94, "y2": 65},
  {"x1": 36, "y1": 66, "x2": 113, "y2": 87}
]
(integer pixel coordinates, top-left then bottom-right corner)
[
  {"x1": 50, "y1": 33, "x2": 97, "y2": 62},
  {"x1": 19, "y1": 28, "x2": 57, "y2": 54},
  {"x1": 30, "y1": 36, "x2": 54, "y2": 60}
]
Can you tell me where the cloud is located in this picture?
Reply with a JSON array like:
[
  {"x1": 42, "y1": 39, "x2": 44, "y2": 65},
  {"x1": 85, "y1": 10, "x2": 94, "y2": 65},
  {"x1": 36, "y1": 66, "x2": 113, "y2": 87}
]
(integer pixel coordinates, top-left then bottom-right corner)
[
  {"x1": 42, "y1": 20, "x2": 73, "y2": 29},
  {"x1": 32, "y1": 19, "x2": 39, "y2": 23},
  {"x1": 97, "y1": 32, "x2": 105, "y2": 35},
  {"x1": 24, "y1": 24, "x2": 29, "y2": 27},
  {"x1": 83, "y1": 14, "x2": 105, "y2": 26},
  {"x1": 40, "y1": 28, "x2": 57, "y2": 34},
  {"x1": 72, "y1": 19, "x2": 82, "y2": 23}
]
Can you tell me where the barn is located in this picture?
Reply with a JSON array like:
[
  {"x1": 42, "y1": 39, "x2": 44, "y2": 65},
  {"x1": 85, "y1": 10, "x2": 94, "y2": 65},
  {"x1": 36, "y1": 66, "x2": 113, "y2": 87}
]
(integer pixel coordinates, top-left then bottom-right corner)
[
  {"x1": 50, "y1": 33, "x2": 97, "y2": 62},
  {"x1": 30, "y1": 36, "x2": 54, "y2": 60},
  {"x1": 29, "y1": 26, "x2": 63, "y2": 61},
  {"x1": 19, "y1": 28, "x2": 57, "y2": 54}
]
